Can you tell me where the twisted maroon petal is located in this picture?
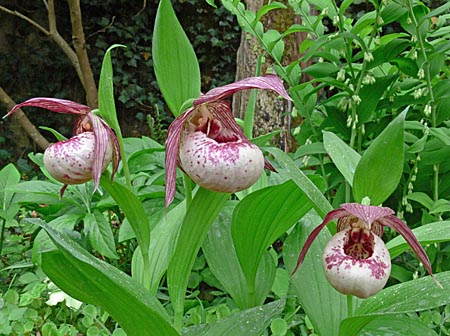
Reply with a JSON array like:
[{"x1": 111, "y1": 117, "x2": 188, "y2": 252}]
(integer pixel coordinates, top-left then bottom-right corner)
[
  {"x1": 4, "y1": 97, "x2": 91, "y2": 118},
  {"x1": 340, "y1": 203, "x2": 394, "y2": 226},
  {"x1": 165, "y1": 106, "x2": 196, "y2": 207},
  {"x1": 379, "y1": 215, "x2": 442, "y2": 287},
  {"x1": 194, "y1": 74, "x2": 291, "y2": 106},
  {"x1": 87, "y1": 113, "x2": 115, "y2": 191},
  {"x1": 293, "y1": 208, "x2": 349, "y2": 274}
]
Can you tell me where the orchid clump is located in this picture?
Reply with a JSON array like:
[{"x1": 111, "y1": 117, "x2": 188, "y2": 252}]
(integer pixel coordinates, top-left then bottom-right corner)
[
  {"x1": 164, "y1": 74, "x2": 291, "y2": 207},
  {"x1": 294, "y1": 203, "x2": 441, "y2": 298},
  {"x1": 5, "y1": 98, "x2": 120, "y2": 197}
]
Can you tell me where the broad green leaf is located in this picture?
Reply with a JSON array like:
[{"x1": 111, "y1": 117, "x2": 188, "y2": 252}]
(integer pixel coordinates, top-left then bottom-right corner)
[
  {"x1": 132, "y1": 201, "x2": 186, "y2": 294},
  {"x1": 100, "y1": 176, "x2": 150, "y2": 264},
  {"x1": 31, "y1": 214, "x2": 83, "y2": 265},
  {"x1": 167, "y1": 188, "x2": 229, "y2": 325},
  {"x1": 352, "y1": 11, "x2": 376, "y2": 36},
  {"x1": 390, "y1": 58, "x2": 419, "y2": 77},
  {"x1": 341, "y1": 314, "x2": 437, "y2": 336},
  {"x1": 250, "y1": 130, "x2": 282, "y2": 147},
  {"x1": 406, "y1": 192, "x2": 434, "y2": 210},
  {"x1": 407, "y1": 133, "x2": 429, "y2": 153},
  {"x1": 355, "y1": 271, "x2": 450, "y2": 316},
  {"x1": 340, "y1": 271, "x2": 450, "y2": 335},
  {"x1": 0, "y1": 163, "x2": 20, "y2": 210},
  {"x1": 340, "y1": 0, "x2": 354, "y2": 13},
  {"x1": 153, "y1": 0, "x2": 201, "y2": 116},
  {"x1": 302, "y1": 62, "x2": 339, "y2": 78},
  {"x1": 357, "y1": 75, "x2": 396, "y2": 124},
  {"x1": 430, "y1": 199, "x2": 450, "y2": 214},
  {"x1": 367, "y1": 38, "x2": 410, "y2": 70},
  {"x1": 39, "y1": 224, "x2": 178, "y2": 336},
  {"x1": 429, "y1": 127, "x2": 450, "y2": 146},
  {"x1": 98, "y1": 44, "x2": 126, "y2": 132},
  {"x1": 205, "y1": 0, "x2": 217, "y2": 8},
  {"x1": 294, "y1": 142, "x2": 327, "y2": 158},
  {"x1": 7, "y1": 181, "x2": 64, "y2": 202},
  {"x1": 284, "y1": 212, "x2": 348, "y2": 336},
  {"x1": 353, "y1": 110, "x2": 406, "y2": 205},
  {"x1": 423, "y1": 1, "x2": 450, "y2": 20},
  {"x1": 39, "y1": 126, "x2": 67, "y2": 141},
  {"x1": 254, "y1": 2, "x2": 287, "y2": 24},
  {"x1": 84, "y1": 210, "x2": 118, "y2": 259},
  {"x1": 232, "y1": 180, "x2": 312, "y2": 303},
  {"x1": 379, "y1": 2, "x2": 409, "y2": 26},
  {"x1": 266, "y1": 147, "x2": 333, "y2": 218},
  {"x1": 181, "y1": 300, "x2": 285, "y2": 336},
  {"x1": 203, "y1": 202, "x2": 276, "y2": 308},
  {"x1": 386, "y1": 221, "x2": 450, "y2": 258},
  {"x1": 323, "y1": 131, "x2": 361, "y2": 186}
]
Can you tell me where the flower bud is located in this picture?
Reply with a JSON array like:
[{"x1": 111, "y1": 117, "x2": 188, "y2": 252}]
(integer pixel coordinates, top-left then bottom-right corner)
[{"x1": 44, "y1": 132, "x2": 113, "y2": 185}]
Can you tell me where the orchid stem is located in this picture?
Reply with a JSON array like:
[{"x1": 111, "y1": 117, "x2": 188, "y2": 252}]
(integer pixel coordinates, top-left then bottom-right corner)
[
  {"x1": 0, "y1": 218, "x2": 5, "y2": 257},
  {"x1": 116, "y1": 134, "x2": 132, "y2": 189},
  {"x1": 346, "y1": 294, "x2": 353, "y2": 317},
  {"x1": 183, "y1": 173, "x2": 193, "y2": 209},
  {"x1": 173, "y1": 309, "x2": 183, "y2": 332}
]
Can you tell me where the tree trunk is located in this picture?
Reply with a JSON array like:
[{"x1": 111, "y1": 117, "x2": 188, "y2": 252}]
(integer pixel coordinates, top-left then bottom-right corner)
[{"x1": 0, "y1": 0, "x2": 97, "y2": 151}]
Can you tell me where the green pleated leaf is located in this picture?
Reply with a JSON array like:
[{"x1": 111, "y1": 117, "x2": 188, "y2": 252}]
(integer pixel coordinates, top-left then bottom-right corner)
[
  {"x1": 181, "y1": 300, "x2": 285, "y2": 336},
  {"x1": 283, "y1": 212, "x2": 348, "y2": 336},
  {"x1": 323, "y1": 131, "x2": 361, "y2": 186},
  {"x1": 153, "y1": 0, "x2": 201, "y2": 116},
  {"x1": 353, "y1": 109, "x2": 406, "y2": 205},
  {"x1": 338, "y1": 271, "x2": 450, "y2": 335},
  {"x1": 39, "y1": 224, "x2": 178, "y2": 336},
  {"x1": 386, "y1": 221, "x2": 450, "y2": 258},
  {"x1": 203, "y1": 202, "x2": 276, "y2": 308},
  {"x1": 341, "y1": 315, "x2": 438, "y2": 336},
  {"x1": 356, "y1": 271, "x2": 450, "y2": 315},
  {"x1": 100, "y1": 176, "x2": 150, "y2": 264},
  {"x1": 167, "y1": 188, "x2": 229, "y2": 324},
  {"x1": 231, "y1": 180, "x2": 312, "y2": 303},
  {"x1": 98, "y1": 44, "x2": 126, "y2": 132},
  {"x1": 302, "y1": 62, "x2": 339, "y2": 78},
  {"x1": 266, "y1": 147, "x2": 333, "y2": 218}
]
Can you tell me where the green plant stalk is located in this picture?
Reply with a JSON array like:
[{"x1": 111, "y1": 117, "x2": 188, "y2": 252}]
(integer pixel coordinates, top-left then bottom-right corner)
[
  {"x1": 347, "y1": 294, "x2": 353, "y2": 317},
  {"x1": 246, "y1": 278, "x2": 257, "y2": 308},
  {"x1": 183, "y1": 173, "x2": 193, "y2": 210},
  {"x1": 114, "y1": 129, "x2": 132, "y2": 189},
  {"x1": 0, "y1": 218, "x2": 5, "y2": 257},
  {"x1": 345, "y1": 3, "x2": 382, "y2": 202},
  {"x1": 406, "y1": 0, "x2": 439, "y2": 201}
]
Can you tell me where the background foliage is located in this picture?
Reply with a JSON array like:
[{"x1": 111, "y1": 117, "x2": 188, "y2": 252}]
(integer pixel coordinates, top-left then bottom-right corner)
[{"x1": 0, "y1": 0, "x2": 239, "y2": 162}]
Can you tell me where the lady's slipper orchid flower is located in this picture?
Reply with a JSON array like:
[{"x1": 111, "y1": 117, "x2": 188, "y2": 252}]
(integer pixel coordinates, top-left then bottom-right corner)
[
  {"x1": 165, "y1": 74, "x2": 291, "y2": 207},
  {"x1": 293, "y1": 203, "x2": 441, "y2": 298},
  {"x1": 5, "y1": 98, "x2": 120, "y2": 197}
]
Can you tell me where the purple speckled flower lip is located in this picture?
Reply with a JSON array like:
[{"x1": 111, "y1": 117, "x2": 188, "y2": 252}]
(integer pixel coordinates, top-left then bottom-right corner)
[
  {"x1": 294, "y1": 203, "x2": 442, "y2": 297},
  {"x1": 5, "y1": 98, "x2": 120, "y2": 197},
  {"x1": 164, "y1": 74, "x2": 292, "y2": 207}
]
